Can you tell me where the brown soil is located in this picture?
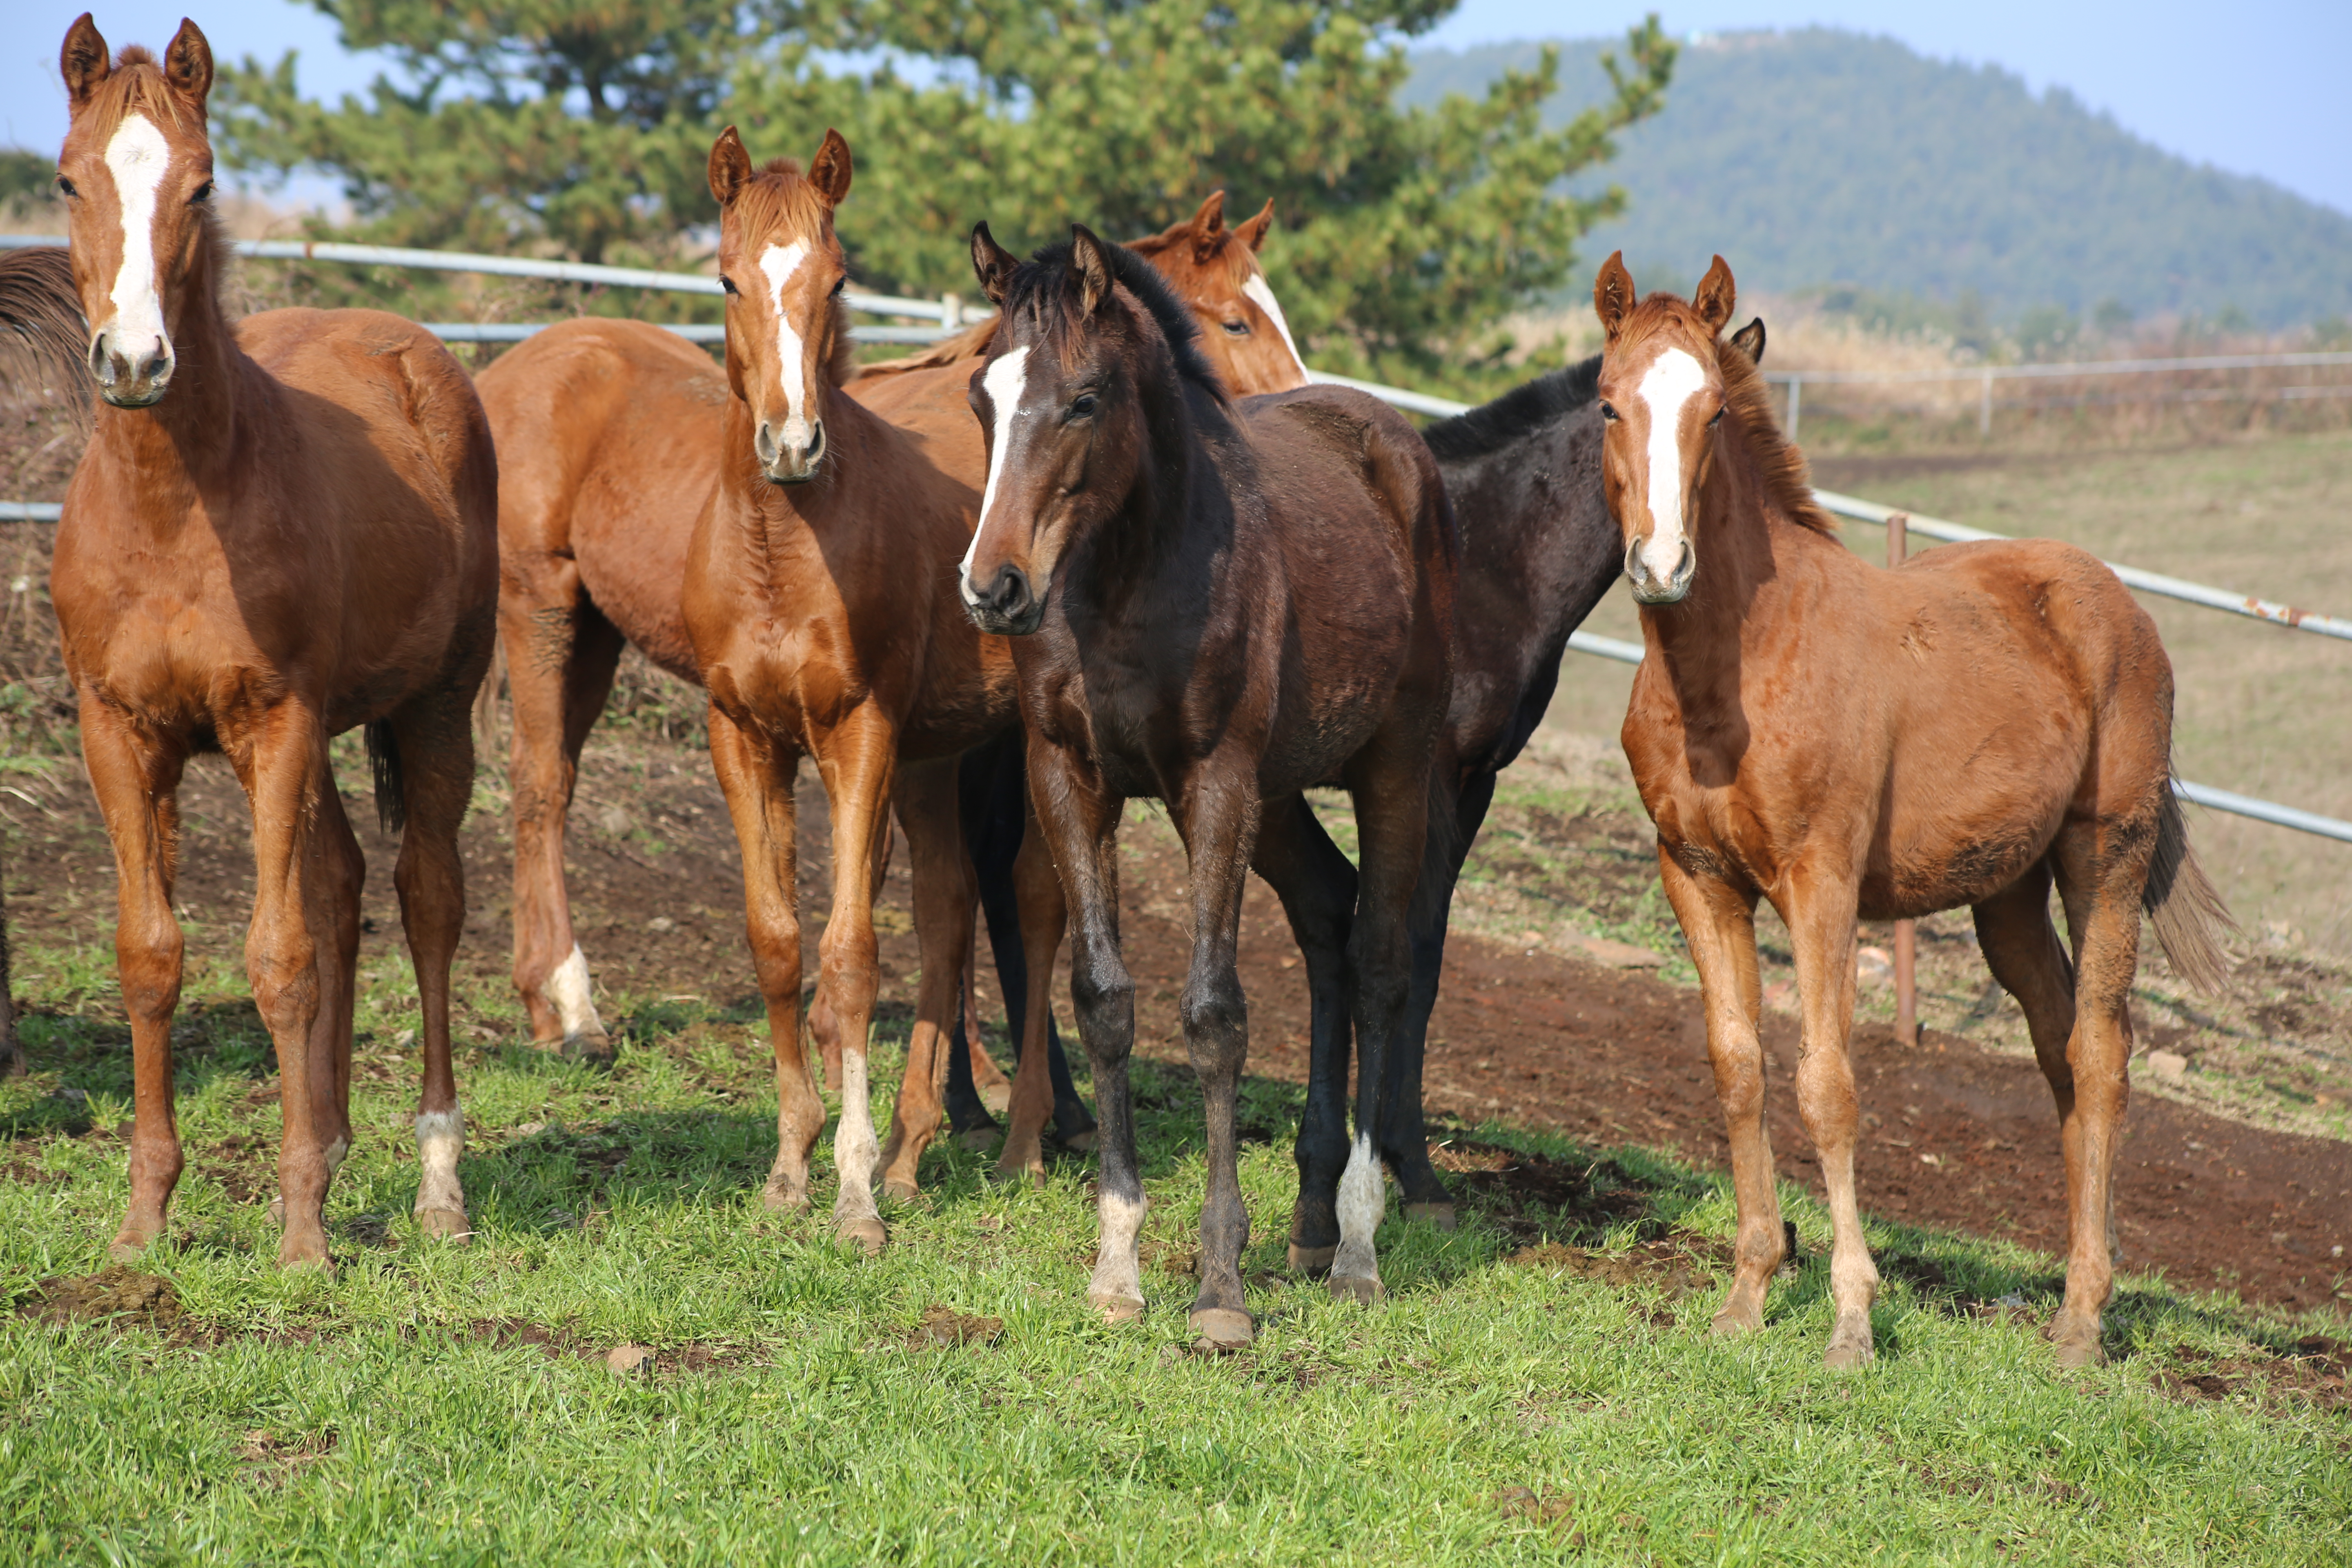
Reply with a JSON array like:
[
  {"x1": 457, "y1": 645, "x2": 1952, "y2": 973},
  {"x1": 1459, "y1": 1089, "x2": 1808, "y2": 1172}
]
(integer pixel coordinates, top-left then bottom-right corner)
[{"x1": 6, "y1": 728, "x2": 2348, "y2": 1321}]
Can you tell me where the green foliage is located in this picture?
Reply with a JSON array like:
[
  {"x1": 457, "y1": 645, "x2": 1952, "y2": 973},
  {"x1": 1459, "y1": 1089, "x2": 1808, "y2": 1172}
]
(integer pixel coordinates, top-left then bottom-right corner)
[
  {"x1": 1407, "y1": 27, "x2": 2352, "y2": 329},
  {"x1": 213, "y1": 2, "x2": 1673, "y2": 392},
  {"x1": 0, "y1": 149, "x2": 56, "y2": 208}
]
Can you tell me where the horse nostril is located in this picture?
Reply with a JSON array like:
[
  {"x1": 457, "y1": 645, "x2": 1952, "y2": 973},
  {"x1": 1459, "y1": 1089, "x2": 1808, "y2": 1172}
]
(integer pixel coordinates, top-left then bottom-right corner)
[{"x1": 985, "y1": 563, "x2": 1031, "y2": 619}]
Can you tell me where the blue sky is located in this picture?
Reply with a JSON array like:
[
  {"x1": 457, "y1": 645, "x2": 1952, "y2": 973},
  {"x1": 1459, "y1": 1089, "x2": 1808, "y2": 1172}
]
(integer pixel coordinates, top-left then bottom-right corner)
[{"x1": 8, "y1": 2, "x2": 2349, "y2": 215}]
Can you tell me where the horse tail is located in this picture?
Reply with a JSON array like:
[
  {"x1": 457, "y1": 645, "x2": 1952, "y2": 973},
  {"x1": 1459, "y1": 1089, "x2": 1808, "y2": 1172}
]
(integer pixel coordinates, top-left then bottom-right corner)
[
  {"x1": 366, "y1": 719, "x2": 407, "y2": 837},
  {"x1": 0, "y1": 246, "x2": 88, "y2": 408},
  {"x1": 2143, "y1": 786, "x2": 2234, "y2": 995}
]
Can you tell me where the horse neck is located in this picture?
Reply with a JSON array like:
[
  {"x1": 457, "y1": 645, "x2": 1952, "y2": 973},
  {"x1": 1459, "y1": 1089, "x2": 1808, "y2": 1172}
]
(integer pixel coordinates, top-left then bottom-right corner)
[
  {"x1": 1089, "y1": 356, "x2": 1214, "y2": 590},
  {"x1": 1639, "y1": 414, "x2": 1837, "y2": 689},
  {"x1": 89, "y1": 247, "x2": 247, "y2": 494}
]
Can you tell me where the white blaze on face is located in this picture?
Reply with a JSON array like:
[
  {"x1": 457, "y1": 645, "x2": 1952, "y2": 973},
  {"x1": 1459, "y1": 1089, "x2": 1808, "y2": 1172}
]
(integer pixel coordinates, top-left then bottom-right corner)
[
  {"x1": 102, "y1": 114, "x2": 173, "y2": 363},
  {"x1": 1634, "y1": 346, "x2": 1709, "y2": 586},
  {"x1": 961, "y1": 345, "x2": 1031, "y2": 602},
  {"x1": 1241, "y1": 272, "x2": 1310, "y2": 384},
  {"x1": 759, "y1": 240, "x2": 813, "y2": 450}
]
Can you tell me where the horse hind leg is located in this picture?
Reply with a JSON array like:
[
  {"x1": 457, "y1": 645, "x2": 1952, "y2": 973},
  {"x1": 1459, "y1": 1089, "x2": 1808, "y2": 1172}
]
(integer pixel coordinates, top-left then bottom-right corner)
[
  {"x1": 877, "y1": 760, "x2": 972, "y2": 1200},
  {"x1": 386, "y1": 694, "x2": 478, "y2": 1242}
]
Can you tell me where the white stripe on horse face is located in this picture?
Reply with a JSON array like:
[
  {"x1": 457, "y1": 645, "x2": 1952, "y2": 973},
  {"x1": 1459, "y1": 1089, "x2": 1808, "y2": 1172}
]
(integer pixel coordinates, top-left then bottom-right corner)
[
  {"x1": 102, "y1": 115, "x2": 172, "y2": 363},
  {"x1": 1635, "y1": 347, "x2": 1708, "y2": 584},
  {"x1": 759, "y1": 241, "x2": 813, "y2": 448},
  {"x1": 961, "y1": 345, "x2": 1031, "y2": 603},
  {"x1": 1241, "y1": 273, "x2": 1309, "y2": 382}
]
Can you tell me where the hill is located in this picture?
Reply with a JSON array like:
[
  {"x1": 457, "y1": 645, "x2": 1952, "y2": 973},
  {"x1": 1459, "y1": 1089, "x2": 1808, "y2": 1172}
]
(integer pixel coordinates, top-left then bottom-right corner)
[{"x1": 1405, "y1": 28, "x2": 2352, "y2": 328}]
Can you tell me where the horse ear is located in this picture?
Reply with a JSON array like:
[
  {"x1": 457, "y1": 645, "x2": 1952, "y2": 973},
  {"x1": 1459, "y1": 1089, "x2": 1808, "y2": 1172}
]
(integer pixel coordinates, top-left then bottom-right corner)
[
  {"x1": 60, "y1": 13, "x2": 110, "y2": 108},
  {"x1": 1593, "y1": 251, "x2": 1637, "y2": 341},
  {"x1": 1071, "y1": 224, "x2": 1113, "y2": 316},
  {"x1": 708, "y1": 126, "x2": 753, "y2": 207},
  {"x1": 1729, "y1": 316, "x2": 1766, "y2": 365},
  {"x1": 1233, "y1": 198, "x2": 1276, "y2": 254},
  {"x1": 1188, "y1": 190, "x2": 1226, "y2": 263},
  {"x1": 970, "y1": 222, "x2": 1017, "y2": 306},
  {"x1": 1694, "y1": 255, "x2": 1737, "y2": 336},
  {"x1": 163, "y1": 18, "x2": 214, "y2": 108},
  {"x1": 808, "y1": 127, "x2": 853, "y2": 209}
]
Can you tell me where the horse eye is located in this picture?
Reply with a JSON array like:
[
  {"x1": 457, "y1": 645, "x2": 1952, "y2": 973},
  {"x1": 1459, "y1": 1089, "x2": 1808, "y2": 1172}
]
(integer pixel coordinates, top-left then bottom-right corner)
[
  {"x1": 1069, "y1": 392, "x2": 1098, "y2": 419},
  {"x1": 189, "y1": 180, "x2": 214, "y2": 205},
  {"x1": 56, "y1": 176, "x2": 78, "y2": 199},
  {"x1": 1221, "y1": 320, "x2": 1249, "y2": 337},
  {"x1": 719, "y1": 275, "x2": 738, "y2": 295},
  {"x1": 1708, "y1": 407, "x2": 1725, "y2": 428},
  {"x1": 1599, "y1": 402, "x2": 1618, "y2": 421},
  {"x1": 830, "y1": 277, "x2": 846, "y2": 298}
]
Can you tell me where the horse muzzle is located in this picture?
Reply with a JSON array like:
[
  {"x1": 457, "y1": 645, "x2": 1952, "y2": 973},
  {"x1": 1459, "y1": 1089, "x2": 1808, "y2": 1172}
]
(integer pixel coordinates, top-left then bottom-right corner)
[
  {"x1": 756, "y1": 415, "x2": 825, "y2": 485},
  {"x1": 89, "y1": 328, "x2": 174, "y2": 408},
  {"x1": 1625, "y1": 536, "x2": 1695, "y2": 605},
  {"x1": 962, "y1": 561, "x2": 1045, "y2": 637}
]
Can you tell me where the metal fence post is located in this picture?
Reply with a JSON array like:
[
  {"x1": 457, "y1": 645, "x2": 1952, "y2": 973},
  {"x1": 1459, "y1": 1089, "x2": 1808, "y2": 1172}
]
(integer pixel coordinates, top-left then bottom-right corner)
[
  {"x1": 1786, "y1": 375, "x2": 1802, "y2": 443},
  {"x1": 1979, "y1": 370, "x2": 1994, "y2": 437},
  {"x1": 1888, "y1": 509, "x2": 1919, "y2": 1047},
  {"x1": 941, "y1": 293, "x2": 961, "y2": 331}
]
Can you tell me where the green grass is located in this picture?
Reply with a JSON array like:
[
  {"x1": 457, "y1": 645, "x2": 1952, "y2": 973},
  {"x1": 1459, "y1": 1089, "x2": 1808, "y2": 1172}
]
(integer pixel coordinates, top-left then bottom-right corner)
[{"x1": 2, "y1": 956, "x2": 2345, "y2": 1565}]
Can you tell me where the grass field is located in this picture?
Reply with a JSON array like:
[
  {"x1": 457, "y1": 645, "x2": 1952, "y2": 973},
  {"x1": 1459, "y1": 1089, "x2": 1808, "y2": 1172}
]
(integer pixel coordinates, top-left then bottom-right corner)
[{"x1": 4, "y1": 947, "x2": 2349, "y2": 1565}]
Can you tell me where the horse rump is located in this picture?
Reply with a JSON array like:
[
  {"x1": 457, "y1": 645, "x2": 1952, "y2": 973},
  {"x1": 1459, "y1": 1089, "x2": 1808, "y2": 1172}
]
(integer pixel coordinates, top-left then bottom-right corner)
[{"x1": 2142, "y1": 786, "x2": 2234, "y2": 994}]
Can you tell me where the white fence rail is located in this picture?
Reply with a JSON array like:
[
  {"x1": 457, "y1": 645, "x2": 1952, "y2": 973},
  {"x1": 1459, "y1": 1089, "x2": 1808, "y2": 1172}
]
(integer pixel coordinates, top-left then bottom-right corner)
[{"x1": 4, "y1": 234, "x2": 2346, "y2": 841}]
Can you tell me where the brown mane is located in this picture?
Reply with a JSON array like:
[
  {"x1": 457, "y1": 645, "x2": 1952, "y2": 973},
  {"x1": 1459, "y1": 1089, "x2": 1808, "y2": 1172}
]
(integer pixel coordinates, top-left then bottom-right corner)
[
  {"x1": 730, "y1": 157, "x2": 857, "y2": 388},
  {"x1": 81, "y1": 47, "x2": 192, "y2": 131},
  {"x1": 1713, "y1": 331, "x2": 1836, "y2": 537}
]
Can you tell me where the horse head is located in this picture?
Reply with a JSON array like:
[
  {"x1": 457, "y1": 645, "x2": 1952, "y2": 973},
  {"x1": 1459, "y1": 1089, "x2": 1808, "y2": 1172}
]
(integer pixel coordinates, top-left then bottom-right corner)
[
  {"x1": 960, "y1": 223, "x2": 1203, "y2": 637},
  {"x1": 708, "y1": 125, "x2": 855, "y2": 485},
  {"x1": 1126, "y1": 191, "x2": 1308, "y2": 395},
  {"x1": 56, "y1": 13, "x2": 218, "y2": 408},
  {"x1": 1592, "y1": 251, "x2": 1739, "y2": 606}
]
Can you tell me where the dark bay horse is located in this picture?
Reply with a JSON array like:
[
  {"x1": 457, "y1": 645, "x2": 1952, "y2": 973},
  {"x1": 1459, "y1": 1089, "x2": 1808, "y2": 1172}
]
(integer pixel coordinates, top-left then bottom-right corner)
[
  {"x1": 962, "y1": 225, "x2": 1454, "y2": 1346},
  {"x1": 47, "y1": 17, "x2": 497, "y2": 1266},
  {"x1": 479, "y1": 191, "x2": 1305, "y2": 1122},
  {"x1": 1595, "y1": 253, "x2": 2231, "y2": 1367}
]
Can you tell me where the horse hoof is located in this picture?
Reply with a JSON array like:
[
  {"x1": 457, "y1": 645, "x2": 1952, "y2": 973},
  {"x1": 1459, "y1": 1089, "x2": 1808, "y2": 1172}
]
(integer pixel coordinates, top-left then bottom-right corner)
[
  {"x1": 267, "y1": 1197, "x2": 286, "y2": 1228},
  {"x1": 980, "y1": 1084, "x2": 1012, "y2": 1116},
  {"x1": 1188, "y1": 1308, "x2": 1254, "y2": 1351},
  {"x1": 1823, "y1": 1313, "x2": 1875, "y2": 1370},
  {"x1": 106, "y1": 1234, "x2": 154, "y2": 1264},
  {"x1": 1327, "y1": 1272, "x2": 1385, "y2": 1306},
  {"x1": 415, "y1": 1207, "x2": 472, "y2": 1243},
  {"x1": 989, "y1": 1159, "x2": 1047, "y2": 1190},
  {"x1": 881, "y1": 1177, "x2": 920, "y2": 1205},
  {"x1": 563, "y1": 1029, "x2": 617, "y2": 1067},
  {"x1": 1403, "y1": 1202, "x2": 1458, "y2": 1232},
  {"x1": 2049, "y1": 1318, "x2": 2106, "y2": 1368},
  {"x1": 762, "y1": 1178, "x2": 810, "y2": 1214},
  {"x1": 1060, "y1": 1128, "x2": 1100, "y2": 1154},
  {"x1": 1091, "y1": 1292, "x2": 1145, "y2": 1325},
  {"x1": 835, "y1": 1215, "x2": 886, "y2": 1257},
  {"x1": 1287, "y1": 1242, "x2": 1336, "y2": 1276},
  {"x1": 276, "y1": 1235, "x2": 333, "y2": 1272},
  {"x1": 1710, "y1": 1305, "x2": 1763, "y2": 1337},
  {"x1": 953, "y1": 1127, "x2": 1001, "y2": 1153}
]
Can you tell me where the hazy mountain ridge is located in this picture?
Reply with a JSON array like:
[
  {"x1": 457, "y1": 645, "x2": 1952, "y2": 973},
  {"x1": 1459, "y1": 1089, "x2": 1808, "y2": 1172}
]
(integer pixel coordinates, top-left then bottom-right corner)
[{"x1": 1406, "y1": 28, "x2": 2352, "y2": 327}]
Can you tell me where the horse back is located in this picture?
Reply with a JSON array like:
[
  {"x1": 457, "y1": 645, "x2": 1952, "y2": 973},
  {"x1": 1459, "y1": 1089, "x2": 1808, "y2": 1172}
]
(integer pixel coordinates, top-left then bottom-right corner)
[{"x1": 475, "y1": 318, "x2": 724, "y2": 679}]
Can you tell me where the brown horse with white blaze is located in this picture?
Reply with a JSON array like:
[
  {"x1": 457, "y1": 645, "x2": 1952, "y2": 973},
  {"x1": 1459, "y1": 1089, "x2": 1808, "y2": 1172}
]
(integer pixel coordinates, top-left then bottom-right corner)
[
  {"x1": 963, "y1": 225, "x2": 1454, "y2": 1347},
  {"x1": 46, "y1": 16, "x2": 497, "y2": 1267},
  {"x1": 1595, "y1": 252, "x2": 2231, "y2": 1368}
]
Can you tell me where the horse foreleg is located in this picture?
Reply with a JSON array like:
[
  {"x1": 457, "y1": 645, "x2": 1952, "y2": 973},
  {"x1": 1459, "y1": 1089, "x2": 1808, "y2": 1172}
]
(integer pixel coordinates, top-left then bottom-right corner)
[
  {"x1": 390, "y1": 693, "x2": 478, "y2": 1242},
  {"x1": 1780, "y1": 861, "x2": 1877, "y2": 1369},
  {"x1": 504, "y1": 564, "x2": 623, "y2": 1062},
  {"x1": 1028, "y1": 735, "x2": 1144, "y2": 1324},
  {"x1": 995, "y1": 800, "x2": 1067, "y2": 1187},
  {"x1": 878, "y1": 759, "x2": 971, "y2": 1200},
  {"x1": 237, "y1": 706, "x2": 336, "y2": 1268},
  {"x1": 1657, "y1": 849, "x2": 1782, "y2": 1335},
  {"x1": 1251, "y1": 795, "x2": 1356, "y2": 1274},
  {"x1": 82, "y1": 704, "x2": 188, "y2": 1260},
  {"x1": 707, "y1": 705, "x2": 815, "y2": 1214},
  {"x1": 811, "y1": 712, "x2": 897, "y2": 1256}
]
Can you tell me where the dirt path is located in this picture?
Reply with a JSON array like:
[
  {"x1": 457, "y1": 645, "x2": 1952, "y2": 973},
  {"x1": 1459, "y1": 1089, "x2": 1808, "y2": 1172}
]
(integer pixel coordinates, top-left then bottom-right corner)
[{"x1": 7, "y1": 735, "x2": 2346, "y2": 1317}]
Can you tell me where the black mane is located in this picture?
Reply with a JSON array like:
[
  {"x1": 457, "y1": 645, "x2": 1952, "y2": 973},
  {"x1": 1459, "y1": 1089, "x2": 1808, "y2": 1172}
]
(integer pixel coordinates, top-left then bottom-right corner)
[
  {"x1": 1004, "y1": 237, "x2": 1225, "y2": 398},
  {"x1": 1422, "y1": 354, "x2": 1603, "y2": 463}
]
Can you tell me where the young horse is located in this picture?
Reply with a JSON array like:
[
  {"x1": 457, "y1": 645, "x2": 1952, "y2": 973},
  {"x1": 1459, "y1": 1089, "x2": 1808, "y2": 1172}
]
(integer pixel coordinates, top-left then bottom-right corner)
[
  {"x1": 962, "y1": 225, "x2": 1454, "y2": 1346},
  {"x1": 1594, "y1": 253, "x2": 2230, "y2": 1367},
  {"x1": 47, "y1": 17, "x2": 497, "y2": 1266},
  {"x1": 481, "y1": 191, "x2": 1301, "y2": 1117}
]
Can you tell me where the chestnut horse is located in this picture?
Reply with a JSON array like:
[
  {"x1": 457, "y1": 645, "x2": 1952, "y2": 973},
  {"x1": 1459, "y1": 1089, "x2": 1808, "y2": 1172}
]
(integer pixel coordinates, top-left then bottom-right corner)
[
  {"x1": 481, "y1": 192, "x2": 1306, "y2": 1113},
  {"x1": 1594, "y1": 253, "x2": 2230, "y2": 1367},
  {"x1": 962, "y1": 225, "x2": 1454, "y2": 1347},
  {"x1": 47, "y1": 17, "x2": 497, "y2": 1267}
]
